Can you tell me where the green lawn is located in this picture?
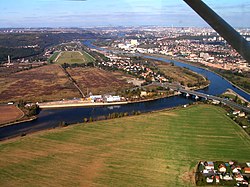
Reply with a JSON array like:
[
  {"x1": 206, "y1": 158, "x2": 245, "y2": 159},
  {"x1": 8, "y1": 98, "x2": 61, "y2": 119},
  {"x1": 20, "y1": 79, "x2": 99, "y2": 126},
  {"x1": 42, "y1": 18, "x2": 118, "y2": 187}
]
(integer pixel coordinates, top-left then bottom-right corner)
[
  {"x1": 48, "y1": 51, "x2": 60, "y2": 62},
  {"x1": 0, "y1": 105, "x2": 249, "y2": 187},
  {"x1": 55, "y1": 51, "x2": 95, "y2": 64}
]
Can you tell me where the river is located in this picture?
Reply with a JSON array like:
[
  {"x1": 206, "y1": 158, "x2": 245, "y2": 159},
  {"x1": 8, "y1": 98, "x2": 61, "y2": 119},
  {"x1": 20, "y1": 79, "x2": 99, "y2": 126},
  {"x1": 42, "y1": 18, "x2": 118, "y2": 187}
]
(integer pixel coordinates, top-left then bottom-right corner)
[{"x1": 0, "y1": 40, "x2": 249, "y2": 141}]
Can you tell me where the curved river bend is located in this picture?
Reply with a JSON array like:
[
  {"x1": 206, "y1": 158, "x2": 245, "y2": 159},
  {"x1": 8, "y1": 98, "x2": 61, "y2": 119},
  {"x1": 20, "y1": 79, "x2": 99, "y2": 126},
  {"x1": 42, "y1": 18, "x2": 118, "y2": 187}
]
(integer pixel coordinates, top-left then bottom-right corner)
[{"x1": 0, "y1": 41, "x2": 249, "y2": 140}]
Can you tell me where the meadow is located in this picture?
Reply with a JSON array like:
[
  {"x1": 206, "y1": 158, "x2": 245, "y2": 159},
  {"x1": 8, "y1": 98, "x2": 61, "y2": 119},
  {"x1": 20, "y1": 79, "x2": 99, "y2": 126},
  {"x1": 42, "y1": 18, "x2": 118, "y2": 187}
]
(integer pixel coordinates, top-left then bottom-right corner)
[
  {"x1": 156, "y1": 61, "x2": 208, "y2": 88},
  {"x1": 0, "y1": 105, "x2": 249, "y2": 187},
  {"x1": 55, "y1": 51, "x2": 95, "y2": 64},
  {"x1": 67, "y1": 67, "x2": 133, "y2": 95},
  {"x1": 0, "y1": 64, "x2": 80, "y2": 102}
]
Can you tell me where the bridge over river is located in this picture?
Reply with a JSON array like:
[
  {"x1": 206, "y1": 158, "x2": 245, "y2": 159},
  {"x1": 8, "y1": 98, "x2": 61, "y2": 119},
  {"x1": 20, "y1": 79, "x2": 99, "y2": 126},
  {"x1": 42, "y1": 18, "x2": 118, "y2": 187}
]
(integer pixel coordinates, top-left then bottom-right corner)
[{"x1": 152, "y1": 82, "x2": 250, "y2": 114}]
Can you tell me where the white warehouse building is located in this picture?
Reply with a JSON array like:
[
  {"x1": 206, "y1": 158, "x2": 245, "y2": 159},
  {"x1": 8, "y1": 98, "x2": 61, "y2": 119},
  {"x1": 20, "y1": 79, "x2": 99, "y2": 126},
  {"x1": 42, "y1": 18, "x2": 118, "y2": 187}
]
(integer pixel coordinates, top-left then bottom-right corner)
[{"x1": 104, "y1": 95, "x2": 121, "y2": 102}]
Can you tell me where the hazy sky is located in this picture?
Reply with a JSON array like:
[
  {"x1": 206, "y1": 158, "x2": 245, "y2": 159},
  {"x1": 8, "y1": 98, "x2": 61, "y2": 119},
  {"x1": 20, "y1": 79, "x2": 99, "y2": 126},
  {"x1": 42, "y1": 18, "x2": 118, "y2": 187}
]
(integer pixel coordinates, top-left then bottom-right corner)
[{"x1": 0, "y1": 0, "x2": 250, "y2": 28}]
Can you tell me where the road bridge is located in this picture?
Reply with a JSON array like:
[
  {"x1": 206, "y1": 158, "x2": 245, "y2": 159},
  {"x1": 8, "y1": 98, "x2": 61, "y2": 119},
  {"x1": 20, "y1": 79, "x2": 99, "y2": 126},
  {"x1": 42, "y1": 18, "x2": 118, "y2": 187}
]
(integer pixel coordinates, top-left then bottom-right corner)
[{"x1": 153, "y1": 82, "x2": 250, "y2": 114}]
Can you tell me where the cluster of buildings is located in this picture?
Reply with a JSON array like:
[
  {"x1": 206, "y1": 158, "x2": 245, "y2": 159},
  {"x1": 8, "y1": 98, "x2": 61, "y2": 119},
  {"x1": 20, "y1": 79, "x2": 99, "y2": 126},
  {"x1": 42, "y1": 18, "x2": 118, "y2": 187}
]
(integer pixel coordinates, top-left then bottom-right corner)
[
  {"x1": 97, "y1": 53, "x2": 168, "y2": 83},
  {"x1": 157, "y1": 39, "x2": 248, "y2": 72},
  {"x1": 112, "y1": 27, "x2": 250, "y2": 72},
  {"x1": 197, "y1": 161, "x2": 250, "y2": 186},
  {"x1": 88, "y1": 95, "x2": 122, "y2": 103}
]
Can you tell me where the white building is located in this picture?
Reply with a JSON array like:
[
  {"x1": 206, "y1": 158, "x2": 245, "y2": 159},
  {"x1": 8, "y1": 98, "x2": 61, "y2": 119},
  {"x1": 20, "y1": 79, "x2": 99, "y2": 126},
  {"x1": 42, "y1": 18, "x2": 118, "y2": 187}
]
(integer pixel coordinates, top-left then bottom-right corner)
[
  {"x1": 104, "y1": 95, "x2": 121, "y2": 102},
  {"x1": 90, "y1": 95, "x2": 102, "y2": 101},
  {"x1": 131, "y1": 39, "x2": 138, "y2": 46}
]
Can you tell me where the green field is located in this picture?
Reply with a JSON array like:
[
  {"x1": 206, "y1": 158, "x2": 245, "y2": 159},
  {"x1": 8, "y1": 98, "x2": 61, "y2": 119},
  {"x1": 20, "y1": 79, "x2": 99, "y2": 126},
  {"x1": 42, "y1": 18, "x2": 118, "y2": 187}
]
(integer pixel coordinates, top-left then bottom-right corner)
[
  {"x1": 0, "y1": 105, "x2": 249, "y2": 186},
  {"x1": 48, "y1": 52, "x2": 60, "y2": 63},
  {"x1": 55, "y1": 51, "x2": 95, "y2": 64}
]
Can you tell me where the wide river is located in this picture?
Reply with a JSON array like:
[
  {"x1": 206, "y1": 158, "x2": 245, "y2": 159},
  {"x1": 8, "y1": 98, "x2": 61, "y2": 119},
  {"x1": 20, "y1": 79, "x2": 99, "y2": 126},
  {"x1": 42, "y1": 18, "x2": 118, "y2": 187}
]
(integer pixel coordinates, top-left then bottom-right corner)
[{"x1": 0, "y1": 41, "x2": 249, "y2": 140}]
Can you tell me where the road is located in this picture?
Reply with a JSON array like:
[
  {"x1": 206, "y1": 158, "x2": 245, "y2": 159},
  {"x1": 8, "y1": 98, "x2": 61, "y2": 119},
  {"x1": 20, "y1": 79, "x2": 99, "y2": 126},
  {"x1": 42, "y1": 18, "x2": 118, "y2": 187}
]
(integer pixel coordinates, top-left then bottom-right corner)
[{"x1": 153, "y1": 82, "x2": 250, "y2": 114}]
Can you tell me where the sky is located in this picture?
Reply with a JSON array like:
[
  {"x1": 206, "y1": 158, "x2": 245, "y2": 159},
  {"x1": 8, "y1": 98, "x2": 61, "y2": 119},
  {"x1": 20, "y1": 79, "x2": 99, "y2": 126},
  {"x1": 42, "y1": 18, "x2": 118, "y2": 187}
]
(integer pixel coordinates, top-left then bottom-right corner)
[{"x1": 0, "y1": 0, "x2": 250, "y2": 28}]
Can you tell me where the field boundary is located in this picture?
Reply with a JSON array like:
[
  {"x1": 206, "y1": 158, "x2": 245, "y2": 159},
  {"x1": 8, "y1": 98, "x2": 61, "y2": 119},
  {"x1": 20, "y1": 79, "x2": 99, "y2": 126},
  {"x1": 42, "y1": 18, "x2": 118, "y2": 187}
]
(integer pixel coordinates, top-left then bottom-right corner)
[
  {"x1": 81, "y1": 50, "x2": 96, "y2": 61},
  {"x1": 54, "y1": 52, "x2": 62, "y2": 62}
]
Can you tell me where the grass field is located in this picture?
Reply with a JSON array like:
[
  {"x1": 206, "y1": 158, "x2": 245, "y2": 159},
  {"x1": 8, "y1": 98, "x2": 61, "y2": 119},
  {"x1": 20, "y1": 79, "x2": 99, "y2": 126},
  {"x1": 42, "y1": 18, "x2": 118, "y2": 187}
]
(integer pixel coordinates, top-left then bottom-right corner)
[
  {"x1": 0, "y1": 64, "x2": 80, "y2": 102},
  {"x1": 67, "y1": 67, "x2": 134, "y2": 94},
  {"x1": 48, "y1": 52, "x2": 60, "y2": 62},
  {"x1": 0, "y1": 105, "x2": 23, "y2": 125},
  {"x1": 156, "y1": 61, "x2": 208, "y2": 87},
  {"x1": 0, "y1": 105, "x2": 249, "y2": 187},
  {"x1": 55, "y1": 51, "x2": 95, "y2": 64}
]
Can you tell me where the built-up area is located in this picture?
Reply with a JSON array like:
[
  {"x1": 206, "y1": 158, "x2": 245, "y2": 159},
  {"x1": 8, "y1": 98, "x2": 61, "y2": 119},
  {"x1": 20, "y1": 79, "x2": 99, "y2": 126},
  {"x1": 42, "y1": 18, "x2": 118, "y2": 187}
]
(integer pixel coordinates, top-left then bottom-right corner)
[
  {"x1": 109, "y1": 27, "x2": 250, "y2": 72},
  {"x1": 197, "y1": 161, "x2": 250, "y2": 186}
]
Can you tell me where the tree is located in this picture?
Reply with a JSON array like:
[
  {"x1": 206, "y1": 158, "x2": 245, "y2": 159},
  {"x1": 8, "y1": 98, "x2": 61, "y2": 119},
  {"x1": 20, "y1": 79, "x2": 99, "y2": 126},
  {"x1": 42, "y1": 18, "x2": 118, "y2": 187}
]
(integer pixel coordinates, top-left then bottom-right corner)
[
  {"x1": 17, "y1": 100, "x2": 26, "y2": 108},
  {"x1": 234, "y1": 95, "x2": 238, "y2": 102}
]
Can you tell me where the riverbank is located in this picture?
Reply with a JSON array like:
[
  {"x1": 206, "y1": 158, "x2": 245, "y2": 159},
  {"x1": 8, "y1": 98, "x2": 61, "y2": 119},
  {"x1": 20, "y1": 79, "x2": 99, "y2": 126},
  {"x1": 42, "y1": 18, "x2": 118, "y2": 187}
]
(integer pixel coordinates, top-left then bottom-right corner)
[
  {"x1": 85, "y1": 40, "x2": 249, "y2": 97},
  {"x1": 221, "y1": 89, "x2": 250, "y2": 105},
  {"x1": 0, "y1": 116, "x2": 37, "y2": 128},
  {"x1": 149, "y1": 53, "x2": 250, "y2": 98},
  {"x1": 38, "y1": 84, "x2": 209, "y2": 110},
  {"x1": 1, "y1": 43, "x2": 249, "y2": 141},
  {"x1": 39, "y1": 101, "x2": 128, "y2": 109},
  {"x1": 38, "y1": 96, "x2": 173, "y2": 109},
  {"x1": 0, "y1": 105, "x2": 25, "y2": 127}
]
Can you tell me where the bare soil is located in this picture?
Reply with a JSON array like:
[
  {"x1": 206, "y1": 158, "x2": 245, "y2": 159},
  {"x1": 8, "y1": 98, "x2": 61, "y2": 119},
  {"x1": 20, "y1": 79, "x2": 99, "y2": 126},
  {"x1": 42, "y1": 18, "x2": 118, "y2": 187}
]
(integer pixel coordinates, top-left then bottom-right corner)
[{"x1": 0, "y1": 105, "x2": 23, "y2": 125}]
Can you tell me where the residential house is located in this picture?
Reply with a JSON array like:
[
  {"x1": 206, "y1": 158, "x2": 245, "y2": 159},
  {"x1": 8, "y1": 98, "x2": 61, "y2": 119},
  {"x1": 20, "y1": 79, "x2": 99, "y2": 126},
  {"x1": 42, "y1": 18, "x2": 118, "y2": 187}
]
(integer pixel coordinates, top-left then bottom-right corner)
[
  {"x1": 205, "y1": 161, "x2": 214, "y2": 170},
  {"x1": 218, "y1": 164, "x2": 227, "y2": 173},
  {"x1": 246, "y1": 163, "x2": 250, "y2": 167},
  {"x1": 232, "y1": 165, "x2": 241, "y2": 174},
  {"x1": 235, "y1": 174, "x2": 244, "y2": 181},
  {"x1": 238, "y1": 112, "x2": 245, "y2": 117},
  {"x1": 206, "y1": 177, "x2": 213, "y2": 184},
  {"x1": 215, "y1": 176, "x2": 220, "y2": 183},
  {"x1": 222, "y1": 174, "x2": 233, "y2": 181},
  {"x1": 244, "y1": 167, "x2": 250, "y2": 174},
  {"x1": 233, "y1": 110, "x2": 240, "y2": 115}
]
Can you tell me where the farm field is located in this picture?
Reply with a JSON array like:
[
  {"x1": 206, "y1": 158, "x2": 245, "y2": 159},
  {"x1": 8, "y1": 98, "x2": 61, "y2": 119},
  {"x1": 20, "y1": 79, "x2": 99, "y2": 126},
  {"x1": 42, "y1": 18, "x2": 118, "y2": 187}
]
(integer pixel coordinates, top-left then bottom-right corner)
[
  {"x1": 55, "y1": 51, "x2": 95, "y2": 64},
  {"x1": 0, "y1": 64, "x2": 80, "y2": 102},
  {"x1": 67, "y1": 67, "x2": 134, "y2": 94},
  {"x1": 0, "y1": 105, "x2": 249, "y2": 186},
  {"x1": 0, "y1": 105, "x2": 23, "y2": 125}
]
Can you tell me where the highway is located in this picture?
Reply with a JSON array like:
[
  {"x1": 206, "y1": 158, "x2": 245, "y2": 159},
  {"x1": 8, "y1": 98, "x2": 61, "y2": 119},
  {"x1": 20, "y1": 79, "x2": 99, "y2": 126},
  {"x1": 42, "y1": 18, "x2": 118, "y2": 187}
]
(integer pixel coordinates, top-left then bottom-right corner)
[{"x1": 152, "y1": 82, "x2": 250, "y2": 114}]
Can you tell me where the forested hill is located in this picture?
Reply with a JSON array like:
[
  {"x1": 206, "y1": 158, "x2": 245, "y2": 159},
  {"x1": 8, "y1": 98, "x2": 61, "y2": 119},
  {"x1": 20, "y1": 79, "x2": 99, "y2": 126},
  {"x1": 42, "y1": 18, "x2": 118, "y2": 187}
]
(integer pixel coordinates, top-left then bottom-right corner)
[{"x1": 0, "y1": 31, "x2": 99, "y2": 63}]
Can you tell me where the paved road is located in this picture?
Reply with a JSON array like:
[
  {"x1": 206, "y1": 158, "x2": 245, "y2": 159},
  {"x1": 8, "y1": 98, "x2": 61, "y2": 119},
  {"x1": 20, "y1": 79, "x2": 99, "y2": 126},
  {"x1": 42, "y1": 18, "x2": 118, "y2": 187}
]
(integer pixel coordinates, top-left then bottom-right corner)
[
  {"x1": 153, "y1": 82, "x2": 250, "y2": 114},
  {"x1": 179, "y1": 88, "x2": 250, "y2": 113}
]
